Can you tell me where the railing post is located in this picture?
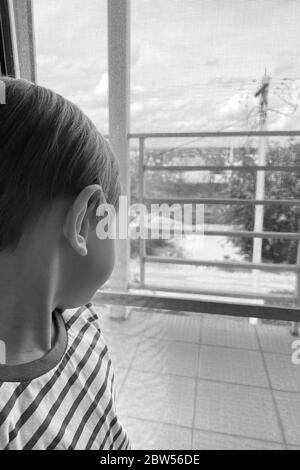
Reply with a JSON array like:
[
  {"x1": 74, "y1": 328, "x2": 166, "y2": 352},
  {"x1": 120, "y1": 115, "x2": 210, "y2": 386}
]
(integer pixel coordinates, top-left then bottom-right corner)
[
  {"x1": 251, "y1": 130, "x2": 267, "y2": 325},
  {"x1": 139, "y1": 137, "x2": 146, "y2": 287},
  {"x1": 291, "y1": 231, "x2": 300, "y2": 336}
]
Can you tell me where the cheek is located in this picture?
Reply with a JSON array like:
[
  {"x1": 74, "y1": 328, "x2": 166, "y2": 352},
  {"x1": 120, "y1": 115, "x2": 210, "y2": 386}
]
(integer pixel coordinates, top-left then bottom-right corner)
[{"x1": 86, "y1": 235, "x2": 115, "y2": 287}]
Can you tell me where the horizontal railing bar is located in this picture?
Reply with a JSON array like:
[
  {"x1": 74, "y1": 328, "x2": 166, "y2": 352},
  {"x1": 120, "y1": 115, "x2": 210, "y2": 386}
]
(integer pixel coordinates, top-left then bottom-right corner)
[
  {"x1": 143, "y1": 197, "x2": 300, "y2": 206},
  {"x1": 153, "y1": 229, "x2": 300, "y2": 240},
  {"x1": 129, "y1": 130, "x2": 300, "y2": 139},
  {"x1": 144, "y1": 255, "x2": 298, "y2": 272},
  {"x1": 144, "y1": 165, "x2": 299, "y2": 172},
  {"x1": 94, "y1": 291, "x2": 300, "y2": 322},
  {"x1": 129, "y1": 282, "x2": 295, "y2": 301},
  {"x1": 203, "y1": 229, "x2": 299, "y2": 240}
]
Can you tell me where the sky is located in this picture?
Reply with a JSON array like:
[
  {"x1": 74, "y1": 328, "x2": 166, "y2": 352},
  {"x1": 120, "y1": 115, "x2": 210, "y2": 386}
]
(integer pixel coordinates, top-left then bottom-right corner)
[{"x1": 33, "y1": 0, "x2": 300, "y2": 136}]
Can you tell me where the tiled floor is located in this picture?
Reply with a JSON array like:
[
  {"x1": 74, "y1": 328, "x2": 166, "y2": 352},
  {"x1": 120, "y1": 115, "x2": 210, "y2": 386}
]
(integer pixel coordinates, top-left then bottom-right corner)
[{"x1": 94, "y1": 303, "x2": 300, "y2": 450}]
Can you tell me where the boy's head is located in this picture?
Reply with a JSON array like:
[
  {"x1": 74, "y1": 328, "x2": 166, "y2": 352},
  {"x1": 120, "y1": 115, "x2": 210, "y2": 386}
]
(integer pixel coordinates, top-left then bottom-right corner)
[{"x1": 0, "y1": 77, "x2": 120, "y2": 308}]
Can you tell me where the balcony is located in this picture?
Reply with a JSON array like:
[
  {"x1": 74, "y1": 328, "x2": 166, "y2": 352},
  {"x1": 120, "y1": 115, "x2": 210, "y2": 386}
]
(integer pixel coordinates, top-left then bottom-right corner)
[
  {"x1": 127, "y1": 131, "x2": 300, "y2": 306},
  {"x1": 93, "y1": 302, "x2": 300, "y2": 450}
]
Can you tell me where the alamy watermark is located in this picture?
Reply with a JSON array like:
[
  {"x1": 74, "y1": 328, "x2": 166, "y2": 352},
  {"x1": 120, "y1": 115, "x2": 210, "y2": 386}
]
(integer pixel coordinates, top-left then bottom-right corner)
[
  {"x1": 291, "y1": 340, "x2": 300, "y2": 366},
  {"x1": 95, "y1": 196, "x2": 205, "y2": 241},
  {"x1": 0, "y1": 340, "x2": 6, "y2": 364}
]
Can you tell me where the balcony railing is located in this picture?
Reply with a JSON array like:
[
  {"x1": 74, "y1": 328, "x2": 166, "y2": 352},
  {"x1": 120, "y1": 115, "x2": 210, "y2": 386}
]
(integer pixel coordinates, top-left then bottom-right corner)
[{"x1": 128, "y1": 130, "x2": 300, "y2": 308}]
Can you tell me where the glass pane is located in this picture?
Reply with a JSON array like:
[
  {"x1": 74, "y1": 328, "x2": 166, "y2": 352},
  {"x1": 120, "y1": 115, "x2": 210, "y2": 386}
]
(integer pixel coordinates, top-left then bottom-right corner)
[
  {"x1": 131, "y1": 0, "x2": 300, "y2": 133},
  {"x1": 33, "y1": 0, "x2": 108, "y2": 132}
]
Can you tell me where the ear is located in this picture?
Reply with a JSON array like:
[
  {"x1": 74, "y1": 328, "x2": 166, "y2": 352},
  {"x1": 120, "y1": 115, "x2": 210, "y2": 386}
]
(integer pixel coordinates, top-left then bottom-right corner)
[{"x1": 63, "y1": 184, "x2": 104, "y2": 256}]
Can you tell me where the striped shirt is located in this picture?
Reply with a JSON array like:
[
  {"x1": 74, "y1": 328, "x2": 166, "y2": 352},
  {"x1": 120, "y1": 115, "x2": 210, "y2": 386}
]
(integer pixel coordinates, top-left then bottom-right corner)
[{"x1": 0, "y1": 304, "x2": 131, "y2": 450}]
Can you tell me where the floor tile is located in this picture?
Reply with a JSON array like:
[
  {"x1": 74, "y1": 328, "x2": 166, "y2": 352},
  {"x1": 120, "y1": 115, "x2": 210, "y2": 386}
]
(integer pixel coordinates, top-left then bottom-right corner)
[
  {"x1": 202, "y1": 315, "x2": 259, "y2": 350},
  {"x1": 275, "y1": 391, "x2": 300, "y2": 446},
  {"x1": 118, "y1": 370, "x2": 195, "y2": 428},
  {"x1": 198, "y1": 345, "x2": 268, "y2": 387},
  {"x1": 119, "y1": 417, "x2": 192, "y2": 450},
  {"x1": 264, "y1": 353, "x2": 300, "y2": 392},
  {"x1": 257, "y1": 323, "x2": 295, "y2": 355},
  {"x1": 95, "y1": 307, "x2": 300, "y2": 450},
  {"x1": 114, "y1": 367, "x2": 129, "y2": 398},
  {"x1": 104, "y1": 332, "x2": 141, "y2": 369},
  {"x1": 144, "y1": 312, "x2": 201, "y2": 343},
  {"x1": 192, "y1": 430, "x2": 285, "y2": 450},
  {"x1": 195, "y1": 380, "x2": 282, "y2": 442},
  {"x1": 95, "y1": 305, "x2": 151, "y2": 337},
  {"x1": 132, "y1": 338, "x2": 199, "y2": 377}
]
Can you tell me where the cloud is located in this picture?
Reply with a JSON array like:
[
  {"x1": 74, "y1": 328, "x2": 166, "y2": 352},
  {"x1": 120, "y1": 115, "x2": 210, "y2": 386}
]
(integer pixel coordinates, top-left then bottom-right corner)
[
  {"x1": 34, "y1": 0, "x2": 300, "y2": 134},
  {"x1": 36, "y1": 54, "x2": 58, "y2": 67},
  {"x1": 131, "y1": 45, "x2": 141, "y2": 68},
  {"x1": 94, "y1": 72, "x2": 108, "y2": 99},
  {"x1": 205, "y1": 58, "x2": 221, "y2": 67}
]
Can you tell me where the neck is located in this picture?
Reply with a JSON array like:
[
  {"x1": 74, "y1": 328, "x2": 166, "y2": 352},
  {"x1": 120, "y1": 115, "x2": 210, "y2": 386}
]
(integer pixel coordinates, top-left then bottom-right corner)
[{"x1": 0, "y1": 246, "x2": 58, "y2": 365}]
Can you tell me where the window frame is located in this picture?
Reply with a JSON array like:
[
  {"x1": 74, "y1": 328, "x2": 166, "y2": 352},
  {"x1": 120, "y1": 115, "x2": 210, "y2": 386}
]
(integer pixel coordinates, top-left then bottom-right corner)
[
  {"x1": 0, "y1": 0, "x2": 16, "y2": 76},
  {"x1": 0, "y1": 0, "x2": 35, "y2": 80}
]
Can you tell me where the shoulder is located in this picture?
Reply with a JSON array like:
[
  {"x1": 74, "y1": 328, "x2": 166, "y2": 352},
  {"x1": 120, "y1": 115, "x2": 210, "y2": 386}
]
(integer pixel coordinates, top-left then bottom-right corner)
[
  {"x1": 62, "y1": 303, "x2": 101, "y2": 332},
  {"x1": 61, "y1": 303, "x2": 108, "y2": 357}
]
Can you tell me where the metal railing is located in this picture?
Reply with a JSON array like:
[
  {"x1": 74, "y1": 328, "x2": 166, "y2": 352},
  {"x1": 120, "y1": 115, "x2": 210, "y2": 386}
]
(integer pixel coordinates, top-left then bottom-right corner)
[{"x1": 129, "y1": 130, "x2": 300, "y2": 308}]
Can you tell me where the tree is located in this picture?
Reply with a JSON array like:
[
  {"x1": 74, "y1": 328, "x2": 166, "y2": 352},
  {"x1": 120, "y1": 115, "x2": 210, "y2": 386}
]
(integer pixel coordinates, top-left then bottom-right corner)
[{"x1": 227, "y1": 139, "x2": 300, "y2": 264}]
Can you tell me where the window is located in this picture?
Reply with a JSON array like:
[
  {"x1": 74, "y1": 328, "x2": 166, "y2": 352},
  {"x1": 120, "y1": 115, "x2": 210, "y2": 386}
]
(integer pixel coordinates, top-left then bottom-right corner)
[{"x1": 33, "y1": 0, "x2": 108, "y2": 133}]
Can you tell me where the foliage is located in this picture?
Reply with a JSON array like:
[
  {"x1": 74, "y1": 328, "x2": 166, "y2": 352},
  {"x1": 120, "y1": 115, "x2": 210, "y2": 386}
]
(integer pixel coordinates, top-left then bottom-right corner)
[
  {"x1": 129, "y1": 141, "x2": 300, "y2": 263},
  {"x1": 227, "y1": 139, "x2": 300, "y2": 263}
]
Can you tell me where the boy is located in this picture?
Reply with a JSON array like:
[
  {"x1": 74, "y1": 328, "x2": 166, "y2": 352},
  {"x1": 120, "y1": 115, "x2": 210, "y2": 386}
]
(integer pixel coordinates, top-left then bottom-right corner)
[{"x1": 0, "y1": 77, "x2": 130, "y2": 450}]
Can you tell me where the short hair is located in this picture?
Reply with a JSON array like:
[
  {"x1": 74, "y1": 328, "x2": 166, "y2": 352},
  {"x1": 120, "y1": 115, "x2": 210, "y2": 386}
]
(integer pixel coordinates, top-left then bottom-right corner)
[{"x1": 0, "y1": 77, "x2": 120, "y2": 250}]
